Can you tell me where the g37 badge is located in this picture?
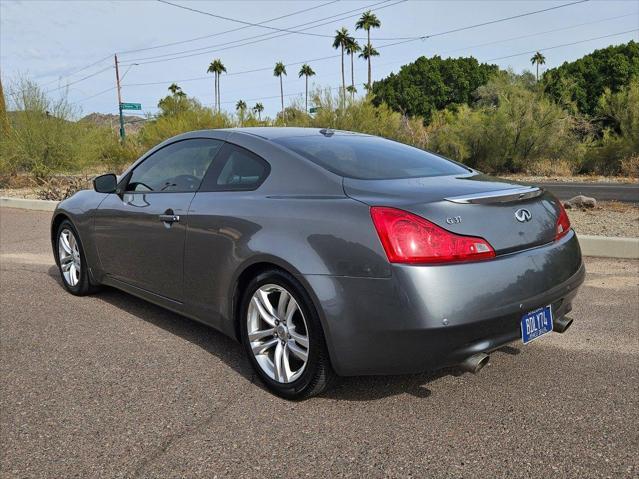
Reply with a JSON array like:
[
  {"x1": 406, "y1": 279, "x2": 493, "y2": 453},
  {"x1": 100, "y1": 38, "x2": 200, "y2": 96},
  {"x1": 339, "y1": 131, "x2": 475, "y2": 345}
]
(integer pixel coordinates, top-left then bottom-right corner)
[{"x1": 446, "y1": 216, "x2": 462, "y2": 225}]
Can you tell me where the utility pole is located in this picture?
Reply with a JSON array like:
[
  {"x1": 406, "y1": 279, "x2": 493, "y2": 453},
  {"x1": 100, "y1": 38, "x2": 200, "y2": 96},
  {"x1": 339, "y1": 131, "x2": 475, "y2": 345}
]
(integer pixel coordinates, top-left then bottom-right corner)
[{"x1": 114, "y1": 54, "x2": 125, "y2": 141}]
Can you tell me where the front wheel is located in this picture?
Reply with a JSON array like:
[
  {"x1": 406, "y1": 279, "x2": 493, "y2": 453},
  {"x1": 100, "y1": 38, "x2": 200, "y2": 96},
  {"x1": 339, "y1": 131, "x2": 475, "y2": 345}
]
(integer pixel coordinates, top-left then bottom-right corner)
[
  {"x1": 55, "y1": 220, "x2": 97, "y2": 296},
  {"x1": 240, "y1": 269, "x2": 334, "y2": 400}
]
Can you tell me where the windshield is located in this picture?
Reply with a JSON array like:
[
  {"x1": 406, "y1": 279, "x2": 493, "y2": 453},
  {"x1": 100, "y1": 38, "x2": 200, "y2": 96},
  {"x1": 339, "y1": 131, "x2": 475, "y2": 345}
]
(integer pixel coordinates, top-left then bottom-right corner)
[{"x1": 273, "y1": 133, "x2": 469, "y2": 180}]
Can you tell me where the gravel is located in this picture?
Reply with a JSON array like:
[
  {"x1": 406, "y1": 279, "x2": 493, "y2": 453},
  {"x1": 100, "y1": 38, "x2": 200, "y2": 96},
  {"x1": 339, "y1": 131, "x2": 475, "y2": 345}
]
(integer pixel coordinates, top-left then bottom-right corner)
[{"x1": 568, "y1": 202, "x2": 639, "y2": 238}]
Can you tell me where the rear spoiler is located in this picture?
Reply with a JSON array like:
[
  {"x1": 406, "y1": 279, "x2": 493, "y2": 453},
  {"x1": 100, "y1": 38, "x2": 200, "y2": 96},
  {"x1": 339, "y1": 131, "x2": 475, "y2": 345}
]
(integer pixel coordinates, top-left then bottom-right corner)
[{"x1": 445, "y1": 187, "x2": 542, "y2": 204}]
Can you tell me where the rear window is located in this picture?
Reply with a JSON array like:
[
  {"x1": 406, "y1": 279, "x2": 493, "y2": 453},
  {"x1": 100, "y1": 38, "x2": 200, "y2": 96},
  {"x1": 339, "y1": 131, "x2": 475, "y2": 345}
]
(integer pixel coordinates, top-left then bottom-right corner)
[{"x1": 273, "y1": 134, "x2": 469, "y2": 180}]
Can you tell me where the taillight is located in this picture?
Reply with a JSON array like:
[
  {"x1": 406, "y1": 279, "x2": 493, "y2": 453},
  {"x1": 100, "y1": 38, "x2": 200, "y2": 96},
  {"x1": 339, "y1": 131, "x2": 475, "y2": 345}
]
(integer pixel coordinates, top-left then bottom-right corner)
[
  {"x1": 555, "y1": 200, "x2": 571, "y2": 240},
  {"x1": 370, "y1": 207, "x2": 495, "y2": 264}
]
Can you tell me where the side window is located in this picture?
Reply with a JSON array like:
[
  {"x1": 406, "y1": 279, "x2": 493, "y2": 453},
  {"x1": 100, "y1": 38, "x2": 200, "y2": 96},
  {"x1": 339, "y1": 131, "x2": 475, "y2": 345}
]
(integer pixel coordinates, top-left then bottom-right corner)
[
  {"x1": 200, "y1": 143, "x2": 270, "y2": 192},
  {"x1": 126, "y1": 138, "x2": 223, "y2": 192}
]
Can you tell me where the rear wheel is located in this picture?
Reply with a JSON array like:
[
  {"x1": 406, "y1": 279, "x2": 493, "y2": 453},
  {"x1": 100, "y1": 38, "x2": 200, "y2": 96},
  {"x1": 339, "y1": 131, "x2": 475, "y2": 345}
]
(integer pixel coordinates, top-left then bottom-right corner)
[
  {"x1": 240, "y1": 269, "x2": 334, "y2": 399},
  {"x1": 56, "y1": 220, "x2": 96, "y2": 296}
]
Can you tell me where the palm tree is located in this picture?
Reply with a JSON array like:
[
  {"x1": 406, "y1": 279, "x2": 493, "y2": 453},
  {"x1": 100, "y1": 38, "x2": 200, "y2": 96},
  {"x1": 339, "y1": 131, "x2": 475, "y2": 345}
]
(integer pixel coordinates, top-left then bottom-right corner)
[
  {"x1": 206, "y1": 58, "x2": 226, "y2": 111},
  {"x1": 355, "y1": 10, "x2": 381, "y2": 90},
  {"x1": 273, "y1": 61, "x2": 287, "y2": 116},
  {"x1": 236, "y1": 99, "x2": 247, "y2": 125},
  {"x1": 358, "y1": 44, "x2": 379, "y2": 90},
  {"x1": 345, "y1": 36, "x2": 361, "y2": 100},
  {"x1": 253, "y1": 102, "x2": 264, "y2": 121},
  {"x1": 235, "y1": 99, "x2": 247, "y2": 112},
  {"x1": 346, "y1": 85, "x2": 357, "y2": 99},
  {"x1": 168, "y1": 83, "x2": 182, "y2": 95},
  {"x1": 298, "y1": 64, "x2": 316, "y2": 113},
  {"x1": 530, "y1": 51, "x2": 546, "y2": 81},
  {"x1": 333, "y1": 27, "x2": 350, "y2": 106}
]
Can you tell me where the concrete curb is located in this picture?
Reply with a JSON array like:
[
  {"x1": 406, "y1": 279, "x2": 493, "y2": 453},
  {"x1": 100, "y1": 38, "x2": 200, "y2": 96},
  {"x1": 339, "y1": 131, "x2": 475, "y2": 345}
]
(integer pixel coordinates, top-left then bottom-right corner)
[
  {"x1": 578, "y1": 235, "x2": 639, "y2": 259},
  {"x1": 1, "y1": 197, "x2": 637, "y2": 259},
  {"x1": 1, "y1": 197, "x2": 58, "y2": 211}
]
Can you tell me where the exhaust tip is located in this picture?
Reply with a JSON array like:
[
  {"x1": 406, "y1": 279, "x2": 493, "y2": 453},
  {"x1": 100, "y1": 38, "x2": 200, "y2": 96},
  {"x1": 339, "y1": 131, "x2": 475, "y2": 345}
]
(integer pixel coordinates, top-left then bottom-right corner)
[
  {"x1": 459, "y1": 353, "x2": 490, "y2": 374},
  {"x1": 553, "y1": 316, "x2": 573, "y2": 334}
]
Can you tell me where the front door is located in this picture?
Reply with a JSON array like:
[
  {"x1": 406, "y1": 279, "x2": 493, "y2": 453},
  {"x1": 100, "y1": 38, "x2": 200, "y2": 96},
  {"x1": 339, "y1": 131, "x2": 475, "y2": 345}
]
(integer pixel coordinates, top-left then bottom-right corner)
[{"x1": 93, "y1": 138, "x2": 223, "y2": 301}]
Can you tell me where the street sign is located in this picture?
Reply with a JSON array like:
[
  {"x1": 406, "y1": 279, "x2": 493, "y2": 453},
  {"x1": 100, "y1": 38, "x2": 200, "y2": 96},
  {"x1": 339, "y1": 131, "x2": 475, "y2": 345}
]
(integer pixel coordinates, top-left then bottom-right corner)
[
  {"x1": 309, "y1": 107, "x2": 319, "y2": 113},
  {"x1": 120, "y1": 102, "x2": 142, "y2": 111}
]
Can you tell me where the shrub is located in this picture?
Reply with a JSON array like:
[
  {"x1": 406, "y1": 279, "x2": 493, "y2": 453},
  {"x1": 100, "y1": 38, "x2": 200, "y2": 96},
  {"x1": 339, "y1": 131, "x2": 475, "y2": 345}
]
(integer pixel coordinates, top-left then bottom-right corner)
[{"x1": 425, "y1": 73, "x2": 586, "y2": 173}]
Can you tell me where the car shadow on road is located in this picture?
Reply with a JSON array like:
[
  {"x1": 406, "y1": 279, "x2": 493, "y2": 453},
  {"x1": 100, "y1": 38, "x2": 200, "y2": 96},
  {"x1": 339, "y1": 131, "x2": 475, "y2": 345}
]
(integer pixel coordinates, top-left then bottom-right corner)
[{"x1": 47, "y1": 266, "x2": 519, "y2": 402}]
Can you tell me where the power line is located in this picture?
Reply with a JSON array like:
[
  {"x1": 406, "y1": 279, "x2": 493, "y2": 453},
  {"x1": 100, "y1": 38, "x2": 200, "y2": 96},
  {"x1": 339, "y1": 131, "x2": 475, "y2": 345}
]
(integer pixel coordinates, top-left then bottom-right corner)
[
  {"x1": 29, "y1": 2, "x2": 343, "y2": 89},
  {"x1": 427, "y1": 0, "x2": 590, "y2": 39},
  {"x1": 121, "y1": 0, "x2": 400, "y2": 65},
  {"x1": 37, "y1": 54, "x2": 113, "y2": 88},
  {"x1": 121, "y1": 0, "x2": 589, "y2": 66},
  {"x1": 118, "y1": 0, "x2": 340, "y2": 55},
  {"x1": 43, "y1": 66, "x2": 113, "y2": 94},
  {"x1": 156, "y1": 0, "x2": 415, "y2": 42},
  {"x1": 370, "y1": 12, "x2": 638, "y2": 72},
  {"x1": 190, "y1": 29, "x2": 639, "y2": 106},
  {"x1": 121, "y1": 1, "x2": 614, "y2": 89},
  {"x1": 487, "y1": 29, "x2": 638, "y2": 61}
]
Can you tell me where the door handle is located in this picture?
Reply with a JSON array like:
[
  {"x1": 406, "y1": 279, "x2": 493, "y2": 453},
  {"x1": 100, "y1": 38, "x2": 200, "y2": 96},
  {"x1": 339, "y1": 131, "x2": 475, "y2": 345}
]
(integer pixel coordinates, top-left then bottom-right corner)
[{"x1": 159, "y1": 210, "x2": 180, "y2": 223}]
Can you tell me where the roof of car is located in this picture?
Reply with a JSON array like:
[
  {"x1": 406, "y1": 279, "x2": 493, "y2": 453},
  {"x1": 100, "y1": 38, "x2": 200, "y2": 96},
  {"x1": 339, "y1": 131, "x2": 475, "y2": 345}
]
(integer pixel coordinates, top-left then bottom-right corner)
[{"x1": 222, "y1": 127, "x2": 367, "y2": 140}]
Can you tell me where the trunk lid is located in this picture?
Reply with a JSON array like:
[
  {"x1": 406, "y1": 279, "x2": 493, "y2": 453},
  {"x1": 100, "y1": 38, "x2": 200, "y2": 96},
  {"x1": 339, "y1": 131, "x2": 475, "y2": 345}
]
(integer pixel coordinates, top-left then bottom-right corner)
[{"x1": 344, "y1": 173, "x2": 560, "y2": 253}]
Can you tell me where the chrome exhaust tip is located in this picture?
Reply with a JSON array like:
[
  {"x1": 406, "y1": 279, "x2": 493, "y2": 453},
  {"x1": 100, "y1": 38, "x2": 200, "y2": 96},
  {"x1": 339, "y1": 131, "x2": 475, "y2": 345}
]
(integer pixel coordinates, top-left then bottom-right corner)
[
  {"x1": 459, "y1": 353, "x2": 490, "y2": 374},
  {"x1": 553, "y1": 316, "x2": 573, "y2": 334}
]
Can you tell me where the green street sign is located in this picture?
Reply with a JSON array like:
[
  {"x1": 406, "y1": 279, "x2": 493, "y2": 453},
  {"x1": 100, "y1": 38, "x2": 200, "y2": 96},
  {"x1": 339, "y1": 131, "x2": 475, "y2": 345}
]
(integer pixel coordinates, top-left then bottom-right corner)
[
  {"x1": 120, "y1": 102, "x2": 142, "y2": 111},
  {"x1": 309, "y1": 107, "x2": 319, "y2": 113}
]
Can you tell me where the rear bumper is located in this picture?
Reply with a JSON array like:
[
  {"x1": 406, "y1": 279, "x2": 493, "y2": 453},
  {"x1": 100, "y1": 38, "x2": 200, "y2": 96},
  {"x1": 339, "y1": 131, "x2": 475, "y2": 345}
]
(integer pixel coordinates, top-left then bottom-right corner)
[{"x1": 304, "y1": 230, "x2": 585, "y2": 376}]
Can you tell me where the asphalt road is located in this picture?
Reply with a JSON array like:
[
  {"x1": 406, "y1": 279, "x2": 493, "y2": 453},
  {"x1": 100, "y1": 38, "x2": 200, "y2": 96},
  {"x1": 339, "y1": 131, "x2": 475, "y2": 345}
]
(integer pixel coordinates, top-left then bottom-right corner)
[
  {"x1": 1, "y1": 207, "x2": 638, "y2": 479},
  {"x1": 533, "y1": 182, "x2": 638, "y2": 203}
]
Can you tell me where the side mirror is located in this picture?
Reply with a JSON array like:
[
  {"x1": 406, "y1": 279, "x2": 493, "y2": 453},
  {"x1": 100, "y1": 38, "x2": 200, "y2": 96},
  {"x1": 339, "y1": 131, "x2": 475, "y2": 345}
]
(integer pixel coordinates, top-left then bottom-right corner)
[{"x1": 93, "y1": 173, "x2": 117, "y2": 193}]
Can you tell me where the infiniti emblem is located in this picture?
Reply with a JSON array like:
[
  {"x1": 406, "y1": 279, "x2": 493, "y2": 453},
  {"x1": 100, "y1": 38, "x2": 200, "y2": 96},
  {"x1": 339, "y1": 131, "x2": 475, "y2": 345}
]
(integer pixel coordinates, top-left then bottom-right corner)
[{"x1": 515, "y1": 208, "x2": 532, "y2": 222}]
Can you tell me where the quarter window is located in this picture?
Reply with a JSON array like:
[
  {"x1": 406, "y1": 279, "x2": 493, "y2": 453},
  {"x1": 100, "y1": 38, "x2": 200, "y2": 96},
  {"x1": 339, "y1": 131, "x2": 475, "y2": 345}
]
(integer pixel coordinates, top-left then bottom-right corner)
[
  {"x1": 126, "y1": 138, "x2": 223, "y2": 192},
  {"x1": 200, "y1": 143, "x2": 270, "y2": 191}
]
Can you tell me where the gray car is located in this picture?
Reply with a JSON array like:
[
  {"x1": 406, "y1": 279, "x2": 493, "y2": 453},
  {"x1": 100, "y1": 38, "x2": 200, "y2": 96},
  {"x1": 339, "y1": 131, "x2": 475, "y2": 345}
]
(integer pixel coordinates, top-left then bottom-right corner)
[{"x1": 51, "y1": 127, "x2": 585, "y2": 399}]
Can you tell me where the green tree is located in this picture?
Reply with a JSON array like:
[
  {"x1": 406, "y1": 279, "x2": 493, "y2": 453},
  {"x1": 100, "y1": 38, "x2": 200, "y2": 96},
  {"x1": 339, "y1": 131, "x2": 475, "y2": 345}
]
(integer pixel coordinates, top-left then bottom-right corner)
[
  {"x1": 157, "y1": 84, "x2": 196, "y2": 117},
  {"x1": 298, "y1": 64, "x2": 316, "y2": 113},
  {"x1": 543, "y1": 41, "x2": 639, "y2": 116},
  {"x1": 371, "y1": 55, "x2": 499, "y2": 123},
  {"x1": 530, "y1": 51, "x2": 546, "y2": 81},
  {"x1": 253, "y1": 102, "x2": 264, "y2": 121},
  {"x1": 206, "y1": 58, "x2": 226, "y2": 112},
  {"x1": 235, "y1": 99, "x2": 247, "y2": 112},
  {"x1": 273, "y1": 62, "x2": 287, "y2": 116},
  {"x1": 168, "y1": 82, "x2": 183, "y2": 96},
  {"x1": 236, "y1": 99, "x2": 247, "y2": 125},
  {"x1": 355, "y1": 10, "x2": 381, "y2": 90},
  {"x1": 333, "y1": 27, "x2": 350, "y2": 106},
  {"x1": 358, "y1": 45, "x2": 379, "y2": 91},
  {"x1": 345, "y1": 36, "x2": 361, "y2": 100},
  {"x1": 586, "y1": 79, "x2": 639, "y2": 174},
  {"x1": 427, "y1": 72, "x2": 583, "y2": 173}
]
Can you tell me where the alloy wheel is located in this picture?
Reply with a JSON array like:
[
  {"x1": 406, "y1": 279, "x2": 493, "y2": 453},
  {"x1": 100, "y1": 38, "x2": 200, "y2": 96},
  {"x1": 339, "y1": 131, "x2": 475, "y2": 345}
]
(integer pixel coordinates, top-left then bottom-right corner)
[
  {"x1": 58, "y1": 228, "x2": 81, "y2": 287},
  {"x1": 247, "y1": 284, "x2": 310, "y2": 383}
]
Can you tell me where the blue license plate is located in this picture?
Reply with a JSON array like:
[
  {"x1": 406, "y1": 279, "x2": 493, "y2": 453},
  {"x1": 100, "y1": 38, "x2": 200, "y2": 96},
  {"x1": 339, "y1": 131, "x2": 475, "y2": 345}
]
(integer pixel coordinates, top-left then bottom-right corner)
[{"x1": 520, "y1": 306, "x2": 553, "y2": 344}]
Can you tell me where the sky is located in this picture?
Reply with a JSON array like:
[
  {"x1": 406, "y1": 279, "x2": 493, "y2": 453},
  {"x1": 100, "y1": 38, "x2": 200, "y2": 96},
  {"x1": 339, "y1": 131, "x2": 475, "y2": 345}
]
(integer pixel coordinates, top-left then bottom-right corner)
[{"x1": 1, "y1": 0, "x2": 638, "y2": 119}]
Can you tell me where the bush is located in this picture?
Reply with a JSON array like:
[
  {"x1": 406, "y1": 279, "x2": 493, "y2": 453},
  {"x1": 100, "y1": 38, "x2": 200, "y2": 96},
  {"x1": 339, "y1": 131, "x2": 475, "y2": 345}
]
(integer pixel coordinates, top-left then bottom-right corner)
[
  {"x1": 425, "y1": 73, "x2": 587, "y2": 173},
  {"x1": 581, "y1": 79, "x2": 639, "y2": 175},
  {"x1": 0, "y1": 77, "x2": 128, "y2": 180},
  {"x1": 138, "y1": 103, "x2": 234, "y2": 150}
]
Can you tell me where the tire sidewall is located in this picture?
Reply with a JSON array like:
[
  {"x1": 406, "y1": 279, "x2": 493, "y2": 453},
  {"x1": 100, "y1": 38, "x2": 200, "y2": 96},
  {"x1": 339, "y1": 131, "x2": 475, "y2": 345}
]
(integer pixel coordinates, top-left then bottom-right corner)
[
  {"x1": 56, "y1": 220, "x2": 90, "y2": 295},
  {"x1": 240, "y1": 270, "x2": 326, "y2": 399}
]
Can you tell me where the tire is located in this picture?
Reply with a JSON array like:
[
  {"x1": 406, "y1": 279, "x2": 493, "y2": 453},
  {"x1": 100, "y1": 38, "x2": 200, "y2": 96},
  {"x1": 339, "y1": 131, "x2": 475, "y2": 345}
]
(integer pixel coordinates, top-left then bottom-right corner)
[
  {"x1": 239, "y1": 269, "x2": 334, "y2": 400},
  {"x1": 55, "y1": 220, "x2": 97, "y2": 296}
]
